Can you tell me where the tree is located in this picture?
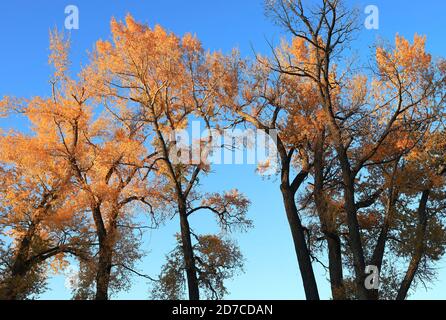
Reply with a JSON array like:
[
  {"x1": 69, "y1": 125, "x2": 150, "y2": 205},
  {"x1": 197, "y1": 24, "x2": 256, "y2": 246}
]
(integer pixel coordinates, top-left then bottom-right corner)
[
  {"x1": 212, "y1": 50, "x2": 326, "y2": 299},
  {"x1": 49, "y1": 32, "x2": 161, "y2": 300},
  {"x1": 0, "y1": 32, "x2": 94, "y2": 298},
  {"x1": 87, "y1": 15, "x2": 252, "y2": 300},
  {"x1": 0, "y1": 31, "x2": 160, "y2": 300},
  {"x1": 265, "y1": 0, "x2": 446, "y2": 299},
  {"x1": 0, "y1": 157, "x2": 90, "y2": 300}
]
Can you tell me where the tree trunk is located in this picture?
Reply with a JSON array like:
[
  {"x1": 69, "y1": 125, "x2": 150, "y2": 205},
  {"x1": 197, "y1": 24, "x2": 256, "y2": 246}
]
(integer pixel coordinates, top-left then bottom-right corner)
[
  {"x1": 179, "y1": 202, "x2": 200, "y2": 300},
  {"x1": 369, "y1": 208, "x2": 394, "y2": 300},
  {"x1": 314, "y1": 133, "x2": 346, "y2": 300},
  {"x1": 396, "y1": 190, "x2": 430, "y2": 300},
  {"x1": 0, "y1": 260, "x2": 31, "y2": 300},
  {"x1": 0, "y1": 222, "x2": 37, "y2": 300},
  {"x1": 369, "y1": 160, "x2": 400, "y2": 300},
  {"x1": 325, "y1": 134, "x2": 368, "y2": 299},
  {"x1": 317, "y1": 65, "x2": 369, "y2": 299},
  {"x1": 368, "y1": 225, "x2": 389, "y2": 300},
  {"x1": 280, "y1": 184, "x2": 320, "y2": 300},
  {"x1": 95, "y1": 241, "x2": 113, "y2": 300},
  {"x1": 337, "y1": 149, "x2": 369, "y2": 300},
  {"x1": 326, "y1": 235, "x2": 346, "y2": 300},
  {"x1": 91, "y1": 203, "x2": 113, "y2": 301},
  {"x1": 152, "y1": 116, "x2": 200, "y2": 300}
]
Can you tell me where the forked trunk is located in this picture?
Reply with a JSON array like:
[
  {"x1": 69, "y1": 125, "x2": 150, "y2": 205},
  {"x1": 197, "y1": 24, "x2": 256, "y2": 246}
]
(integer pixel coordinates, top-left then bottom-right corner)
[
  {"x1": 0, "y1": 222, "x2": 37, "y2": 300},
  {"x1": 92, "y1": 203, "x2": 113, "y2": 301},
  {"x1": 179, "y1": 203, "x2": 200, "y2": 300},
  {"x1": 95, "y1": 241, "x2": 113, "y2": 301},
  {"x1": 326, "y1": 235, "x2": 346, "y2": 300},
  {"x1": 396, "y1": 190, "x2": 430, "y2": 300},
  {"x1": 280, "y1": 184, "x2": 320, "y2": 300},
  {"x1": 314, "y1": 134, "x2": 346, "y2": 300}
]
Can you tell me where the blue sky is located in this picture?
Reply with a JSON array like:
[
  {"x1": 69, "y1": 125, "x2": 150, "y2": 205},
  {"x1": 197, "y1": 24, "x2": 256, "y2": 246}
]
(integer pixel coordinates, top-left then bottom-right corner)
[{"x1": 1, "y1": 0, "x2": 446, "y2": 300}]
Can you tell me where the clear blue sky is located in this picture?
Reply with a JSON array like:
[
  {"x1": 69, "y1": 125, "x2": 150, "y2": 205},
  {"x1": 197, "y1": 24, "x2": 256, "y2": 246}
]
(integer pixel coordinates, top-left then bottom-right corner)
[{"x1": 1, "y1": 0, "x2": 446, "y2": 300}]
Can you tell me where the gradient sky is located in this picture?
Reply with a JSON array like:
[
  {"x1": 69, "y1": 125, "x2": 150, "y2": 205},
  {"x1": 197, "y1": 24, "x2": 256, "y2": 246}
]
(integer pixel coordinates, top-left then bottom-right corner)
[{"x1": 1, "y1": 0, "x2": 446, "y2": 300}]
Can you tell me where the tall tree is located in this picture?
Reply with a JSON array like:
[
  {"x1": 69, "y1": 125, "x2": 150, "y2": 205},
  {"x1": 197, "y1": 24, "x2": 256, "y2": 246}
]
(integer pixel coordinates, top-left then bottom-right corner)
[
  {"x1": 88, "y1": 15, "x2": 251, "y2": 300},
  {"x1": 266, "y1": 0, "x2": 446, "y2": 299},
  {"x1": 1, "y1": 31, "x2": 159, "y2": 300},
  {"x1": 214, "y1": 52, "x2": 325, "y2": 299}
]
